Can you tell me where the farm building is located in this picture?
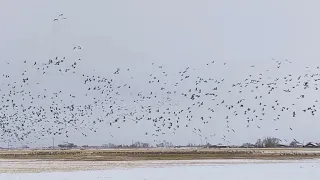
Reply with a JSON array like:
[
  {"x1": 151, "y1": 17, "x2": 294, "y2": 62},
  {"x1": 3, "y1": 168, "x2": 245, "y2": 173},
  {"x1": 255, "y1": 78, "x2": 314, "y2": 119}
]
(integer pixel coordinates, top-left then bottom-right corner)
[{"x1": 304, "y1": 142, "x2": 320, "y2": 148}]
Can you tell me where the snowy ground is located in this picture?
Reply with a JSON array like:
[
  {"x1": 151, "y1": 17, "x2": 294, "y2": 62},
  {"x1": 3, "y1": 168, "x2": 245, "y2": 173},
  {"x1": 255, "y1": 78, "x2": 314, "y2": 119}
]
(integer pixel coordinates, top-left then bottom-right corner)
[{"x1": 1, "y1": 159, "x2": 320, "y2": 180}]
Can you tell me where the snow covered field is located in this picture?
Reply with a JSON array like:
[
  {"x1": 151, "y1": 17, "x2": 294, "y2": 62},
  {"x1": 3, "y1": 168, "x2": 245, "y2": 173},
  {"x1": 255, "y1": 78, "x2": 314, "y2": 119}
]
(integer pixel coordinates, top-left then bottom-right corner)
[{"x1": 1, "y1": 159, "x2": 320, "y2": 180}]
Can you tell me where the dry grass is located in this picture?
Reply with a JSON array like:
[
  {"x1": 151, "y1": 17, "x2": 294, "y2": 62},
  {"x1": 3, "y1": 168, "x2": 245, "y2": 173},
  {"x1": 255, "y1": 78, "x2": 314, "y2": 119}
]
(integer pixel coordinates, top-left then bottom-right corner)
[{"x1": 0, "y1": 148, "x2": 320, "y2": 161}]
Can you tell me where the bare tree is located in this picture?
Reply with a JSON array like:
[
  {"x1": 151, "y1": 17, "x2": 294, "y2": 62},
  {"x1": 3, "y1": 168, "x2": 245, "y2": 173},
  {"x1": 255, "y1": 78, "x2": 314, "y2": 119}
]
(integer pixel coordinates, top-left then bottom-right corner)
[
  {"x1": 263, "y1": 137, "x2": 280, "y2": 148},
  {"x1": 255, "y1": 138, "x2": 263, "y2": 148},
  {"x1": 290, "y1": 140, "x2": 302, "y2": 147}
]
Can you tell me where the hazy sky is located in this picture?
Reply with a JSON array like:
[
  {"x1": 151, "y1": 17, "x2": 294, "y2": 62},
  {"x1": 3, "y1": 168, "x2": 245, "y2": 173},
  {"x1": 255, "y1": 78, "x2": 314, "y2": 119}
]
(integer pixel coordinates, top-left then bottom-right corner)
[{"x1": 1, "y1": 0, "x2": 320, "y2": 147}]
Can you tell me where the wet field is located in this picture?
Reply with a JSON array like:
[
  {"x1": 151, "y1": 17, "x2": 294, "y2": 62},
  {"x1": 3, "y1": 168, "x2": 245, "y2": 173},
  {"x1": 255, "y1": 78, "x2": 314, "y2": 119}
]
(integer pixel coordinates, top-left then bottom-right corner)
[{"x1": 1, "y1": 159, "x2": 320, "y2": 180}]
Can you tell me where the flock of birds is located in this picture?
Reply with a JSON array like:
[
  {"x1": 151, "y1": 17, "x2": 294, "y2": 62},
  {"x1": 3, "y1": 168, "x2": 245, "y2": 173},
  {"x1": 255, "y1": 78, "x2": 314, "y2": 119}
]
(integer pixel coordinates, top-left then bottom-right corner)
[{"x1": 0, "y1": 14, "x2": 319, "y2": 146}]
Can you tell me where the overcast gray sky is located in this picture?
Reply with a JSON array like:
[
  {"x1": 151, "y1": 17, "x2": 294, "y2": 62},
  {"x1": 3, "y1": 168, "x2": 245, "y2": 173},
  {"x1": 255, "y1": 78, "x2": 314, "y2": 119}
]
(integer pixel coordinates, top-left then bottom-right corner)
[{"x1": 1, "y1": 0, "x2": 320, "y2": 147}]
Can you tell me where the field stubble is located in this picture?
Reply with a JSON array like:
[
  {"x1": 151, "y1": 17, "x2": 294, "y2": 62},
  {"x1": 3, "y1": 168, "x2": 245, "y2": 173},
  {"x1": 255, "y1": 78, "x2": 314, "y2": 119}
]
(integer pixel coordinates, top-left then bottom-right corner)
[
  {"x1": 1, "y1": 148, "x2": 320, "y2": 173},
  {"x1": 0, "y1": 148, "x2": 320, "y2": 161}
]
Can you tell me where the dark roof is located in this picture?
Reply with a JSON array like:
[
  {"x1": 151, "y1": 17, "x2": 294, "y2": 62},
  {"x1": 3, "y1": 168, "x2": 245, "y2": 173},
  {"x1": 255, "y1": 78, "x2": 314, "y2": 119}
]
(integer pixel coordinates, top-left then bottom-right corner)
[{"x1": 304, "y1": 142, "x2": 319, "y2": 147}]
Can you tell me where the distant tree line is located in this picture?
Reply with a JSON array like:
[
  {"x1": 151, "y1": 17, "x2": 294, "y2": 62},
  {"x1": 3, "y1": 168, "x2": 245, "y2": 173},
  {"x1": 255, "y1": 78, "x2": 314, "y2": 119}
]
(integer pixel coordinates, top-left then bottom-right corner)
[
  {"x1": 102, "y1": 141, "x2": 151, "y2": 148},
  {"x1": 58, "y1": 142, "x2": 77, "y2": 149},
  {"x1": 54, "y1": 137, "x2": 306, "y2": 150},
  {"x1": 242, "y1": 137, "x2": 303, "y2": 148}
]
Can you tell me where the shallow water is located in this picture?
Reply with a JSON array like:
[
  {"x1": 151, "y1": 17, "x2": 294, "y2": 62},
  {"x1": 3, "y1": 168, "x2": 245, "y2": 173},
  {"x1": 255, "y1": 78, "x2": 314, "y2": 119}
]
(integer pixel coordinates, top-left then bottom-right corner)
[{"x1": 1, "y1": 159, "x2": 320, "y2": 180}]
